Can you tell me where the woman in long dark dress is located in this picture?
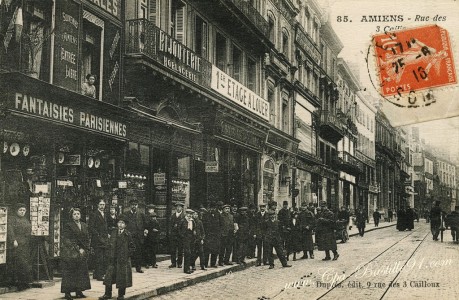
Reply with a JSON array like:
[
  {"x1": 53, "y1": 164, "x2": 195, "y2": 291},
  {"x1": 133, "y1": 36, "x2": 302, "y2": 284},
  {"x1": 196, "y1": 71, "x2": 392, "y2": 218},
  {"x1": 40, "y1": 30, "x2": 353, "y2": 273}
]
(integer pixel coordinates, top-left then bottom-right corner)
[
  {"x1": 61, "y1": 208, "x2": 91, "y2": 299},
  {"x1": 7, "y1": 203, "x2": 33, "y2": 290}
]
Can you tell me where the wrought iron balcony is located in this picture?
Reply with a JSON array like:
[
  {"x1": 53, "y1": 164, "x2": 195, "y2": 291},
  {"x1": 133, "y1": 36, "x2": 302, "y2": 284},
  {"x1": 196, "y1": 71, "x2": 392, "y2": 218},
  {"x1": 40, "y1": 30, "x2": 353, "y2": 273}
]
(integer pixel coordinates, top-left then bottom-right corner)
[
  {"x1": 125, "y1": 19, "x2": 212, "y2": 87},
  {"x1": 224, "y1": 0, "x2": 270, "y2": 39},
  {"x1": 336, "y1": 151, "x2": 362, "y2": 175},
  {"x1": 319, "y1": 110, "x2": 346, "y2": 142}
]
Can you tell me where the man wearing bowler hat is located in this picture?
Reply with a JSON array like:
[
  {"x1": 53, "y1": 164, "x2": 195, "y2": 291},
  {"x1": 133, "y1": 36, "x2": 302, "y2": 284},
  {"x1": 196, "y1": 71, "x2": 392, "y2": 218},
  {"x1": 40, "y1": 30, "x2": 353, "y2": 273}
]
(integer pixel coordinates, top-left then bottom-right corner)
[
  {"x1": 254, "y1": 203, "x2": 269, "y2": 266},
  {"x1": 122, "y1": 199, "x2": 147, "y2": 273},
  {"x1": 169, "y1": 202, "x2": 185, "y2": 268},
  {"x1": 277, "y1": 201, "x2": 291, "y2": 251}
]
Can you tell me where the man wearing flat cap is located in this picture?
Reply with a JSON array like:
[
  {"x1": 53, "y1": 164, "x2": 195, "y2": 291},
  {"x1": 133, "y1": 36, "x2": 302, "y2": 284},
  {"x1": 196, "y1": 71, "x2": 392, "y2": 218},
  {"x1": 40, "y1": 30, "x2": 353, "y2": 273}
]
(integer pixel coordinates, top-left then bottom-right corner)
[
  {"x1": 169, "y1": 202, "x2": 185, "y2": 268},
  {"x1": 298, "y1": 202, "x2": 315, "y2": 259},
  {"x1": 254, "y1": 203, "x2": 269, "y2": 266},
  {"x1": 277, "y1": 201, "x2": 291, "y2": 251},
  {"x1": 144, "y1": 205, "x2": 160, "y2": 268},
  {"x1": 219, "y1": 204, "x2": 235, "y2": 266},
  {"x1": 122, "y1": 199, "x2": 147, "y2": 273}
]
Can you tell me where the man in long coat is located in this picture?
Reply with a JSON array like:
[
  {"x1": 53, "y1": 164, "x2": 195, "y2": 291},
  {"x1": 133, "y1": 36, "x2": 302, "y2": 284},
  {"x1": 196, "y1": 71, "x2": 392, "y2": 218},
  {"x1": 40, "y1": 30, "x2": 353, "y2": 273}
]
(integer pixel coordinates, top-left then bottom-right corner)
[
  {"x1": 219, "y1": 204, "x2": 235, "y2": 265},
  {"x1": 169, "y1": 202, "x2": 185, "y2": 268},
  {"x1": 430, "y1": 200, "x2": 443, "y2": 240},
  {"x1": 277, "y1": 201, "x2": 291, "y2": 251},
  {"x1": 180, "y1": 209, "x2": 196, "y2": 274},
  {"x1": 89, "y1": 198, "x2": 109, "y2": 280},
  {"x1": 100, "y1": 215, "x2": 135, "y2": 300},
  {"x1": 298, "y1": 202, "x2": 315, "y2": 259},
  {"x1": 355, "y1": 206, "x2": 367, "y2": 236},
  {"x1": 264, "y1": 211, "x2": 292, "y2": 269},
  {"x1": 316, "y1": 201, "x2": 339, "y2": 261},
  {"x1": 122, "y1": 199, "x2": 147, "y2": 273},
  {"x1": 202, "y1": 203, "x2": 222, "y2": 268},
  {"x1": 234, "y1": 206, "x2": 250, "y2": 264},
  {"x1": 254, "y1": 203, "x2": 269, "y2": 266}
]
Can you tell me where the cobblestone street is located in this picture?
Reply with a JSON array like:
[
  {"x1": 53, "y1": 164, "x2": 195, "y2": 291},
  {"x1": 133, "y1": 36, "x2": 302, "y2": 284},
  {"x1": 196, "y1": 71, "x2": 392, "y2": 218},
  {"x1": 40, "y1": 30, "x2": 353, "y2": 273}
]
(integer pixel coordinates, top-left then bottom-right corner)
[{"x1": 151, "y1": 222, "x2": 459, "y2": 300}]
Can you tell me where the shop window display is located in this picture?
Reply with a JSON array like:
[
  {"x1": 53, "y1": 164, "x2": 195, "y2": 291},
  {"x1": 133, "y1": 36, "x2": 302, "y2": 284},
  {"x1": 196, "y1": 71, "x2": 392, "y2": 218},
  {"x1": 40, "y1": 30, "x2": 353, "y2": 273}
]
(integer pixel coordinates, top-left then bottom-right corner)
[{"x1": 263, "y1": 160, "x2": 275, "y2": 203}]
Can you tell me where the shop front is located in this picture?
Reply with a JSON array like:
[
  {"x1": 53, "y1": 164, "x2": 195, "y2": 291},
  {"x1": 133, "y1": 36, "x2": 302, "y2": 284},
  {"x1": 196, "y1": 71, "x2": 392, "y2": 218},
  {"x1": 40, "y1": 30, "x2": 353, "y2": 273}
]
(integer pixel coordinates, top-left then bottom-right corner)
[
  {"x1": 0, "y1": 72, "x2": 129, "y2": 282},
  {"x1": 295, "y1": 155, "x2": 322, "y2": 208}
]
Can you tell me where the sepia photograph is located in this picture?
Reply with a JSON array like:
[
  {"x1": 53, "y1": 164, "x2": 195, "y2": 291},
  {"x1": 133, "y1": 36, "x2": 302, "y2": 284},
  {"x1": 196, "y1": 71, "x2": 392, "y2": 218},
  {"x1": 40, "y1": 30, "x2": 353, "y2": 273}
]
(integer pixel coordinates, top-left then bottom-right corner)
[{"x1": 0, "y1": 0, "x2": 458, "y2": 299}]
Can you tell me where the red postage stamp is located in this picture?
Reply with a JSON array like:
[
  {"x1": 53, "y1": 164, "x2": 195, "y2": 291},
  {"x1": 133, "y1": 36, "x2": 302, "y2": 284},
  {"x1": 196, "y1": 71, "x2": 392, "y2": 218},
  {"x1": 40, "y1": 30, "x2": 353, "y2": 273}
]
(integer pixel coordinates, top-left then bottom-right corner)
[{"x1": 373, "y1": 24, "x2": 457, "y2": 97}]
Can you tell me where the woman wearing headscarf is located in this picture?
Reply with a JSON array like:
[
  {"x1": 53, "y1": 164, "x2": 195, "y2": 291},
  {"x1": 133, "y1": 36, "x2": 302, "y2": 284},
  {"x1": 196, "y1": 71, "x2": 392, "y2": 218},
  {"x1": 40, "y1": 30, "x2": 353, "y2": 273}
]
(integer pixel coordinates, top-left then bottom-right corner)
[
  {"x1": 61, "y1": 208, "x2": 91, "y2": 299},
  {"x1": 7, "y1": 203, "x2": 33, "y2": 290}
]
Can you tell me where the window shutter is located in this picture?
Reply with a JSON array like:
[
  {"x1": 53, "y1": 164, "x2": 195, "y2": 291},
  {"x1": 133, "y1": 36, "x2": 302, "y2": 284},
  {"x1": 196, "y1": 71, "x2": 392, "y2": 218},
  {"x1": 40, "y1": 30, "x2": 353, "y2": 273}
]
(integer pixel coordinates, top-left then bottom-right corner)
[
  {"x1": 201, "y1": 21, "x2": 207, "y2": 58},
  {"x1": 149, "y1": 0, "x2": 157, "y2": 24},
  {"x1": 175, "y1": 6, "x2": 184, "y2": 43}
]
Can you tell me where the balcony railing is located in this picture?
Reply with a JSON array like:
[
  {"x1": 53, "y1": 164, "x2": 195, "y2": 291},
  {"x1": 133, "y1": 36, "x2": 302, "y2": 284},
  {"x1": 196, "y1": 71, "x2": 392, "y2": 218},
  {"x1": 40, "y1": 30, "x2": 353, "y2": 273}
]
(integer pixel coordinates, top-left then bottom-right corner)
[
  {"x1": 320, "y1": 110, "x2": 346, "y2": 136},
  {"x1": 337, "y1": 151, "x2": 363, "y2": 174},
  {"x1": 125, "y1": 19, "x2": 212, "y2": 87},
  {"x1": 225, "y1": 0, "x2": 270, "y2": 38}
]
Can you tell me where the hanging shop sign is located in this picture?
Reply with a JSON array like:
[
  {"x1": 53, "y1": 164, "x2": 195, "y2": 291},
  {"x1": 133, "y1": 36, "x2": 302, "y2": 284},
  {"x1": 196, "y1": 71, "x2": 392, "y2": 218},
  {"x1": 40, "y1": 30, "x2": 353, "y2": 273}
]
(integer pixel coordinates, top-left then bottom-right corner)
[
  {"x1": 205, "y1": 161, "x2": 219, "y2": 173},
  {"x1": 154, "y1": 173, "x2": 166, "y2": 186},
  {"x1": 12, "y1": 92, "x2": 127, "y2": 138},
  {"x1": 211, "y1": 66, "x2": 270, "y2": 121}
]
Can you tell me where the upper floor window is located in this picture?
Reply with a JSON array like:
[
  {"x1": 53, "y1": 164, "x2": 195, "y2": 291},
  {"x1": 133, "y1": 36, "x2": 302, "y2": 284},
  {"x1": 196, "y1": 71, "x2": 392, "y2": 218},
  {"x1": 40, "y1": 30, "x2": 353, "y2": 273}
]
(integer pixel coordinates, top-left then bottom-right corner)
[
  {"x1": 247, "y1": 57, "x2": 257, "y2": 93},
  {"x1": 282, "y1": 93, "x2": 289, "y2": 133},
  {"x1": 215, "y1": 31, "x2": 227, "y2": 71},
  {"x1": 268, "y1": 12, "x2": 276, "y2": 43},
  {"x1": 267, "y1": 84, "x2": 275, "y2": 126},
  {"x1": 232, "y1": 45, "x2": 242, "y2": 82},
  {"x1": 282, "y1": 28, "x2": 289, "y2": 58},
  {"x1": 195, "y1": 15, "x2": 208, "y2": 58},
  {"x1": 170, "y1": 0, "x2": 185, "y2": 43},
  {"x1": 148, "y1": 0, "x2": 160, "y2": 25}
]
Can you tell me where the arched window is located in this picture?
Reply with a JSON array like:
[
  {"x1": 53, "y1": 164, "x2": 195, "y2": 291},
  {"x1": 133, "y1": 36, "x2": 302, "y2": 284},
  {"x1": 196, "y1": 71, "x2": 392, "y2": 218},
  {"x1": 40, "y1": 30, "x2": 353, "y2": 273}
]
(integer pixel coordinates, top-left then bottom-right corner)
[
  {"x1": 267, "y1": 11, "x2": 276, "y2": 43},
  {"x1": 282, "y1": 28, "x2": 289, "y2": 58}
]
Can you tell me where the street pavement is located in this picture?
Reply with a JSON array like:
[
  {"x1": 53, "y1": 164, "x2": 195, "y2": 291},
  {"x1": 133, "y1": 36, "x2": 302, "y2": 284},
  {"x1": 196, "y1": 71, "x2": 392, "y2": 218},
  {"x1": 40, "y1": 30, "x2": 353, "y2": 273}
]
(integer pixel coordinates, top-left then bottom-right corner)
[{"x1": 0, "y1": 218, "x2": 425, "y2": 300}]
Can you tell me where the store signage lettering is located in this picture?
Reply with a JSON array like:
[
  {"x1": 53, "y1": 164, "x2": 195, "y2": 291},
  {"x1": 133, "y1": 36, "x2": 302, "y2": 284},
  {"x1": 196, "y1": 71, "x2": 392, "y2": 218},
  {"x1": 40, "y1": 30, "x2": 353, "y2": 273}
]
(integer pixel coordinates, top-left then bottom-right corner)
[
  {"x1": 158, "y1": 30, "x2": 200, "y2": 82},
  {"x1": 87, "y1": 0, "x2": 120, "y2": 19},
  {"x1": 14, "y1": 93, "x2": 127, "y2": 138},
  {"x1": 221, "y1": 122, "x2": 262, "y2": 149},
  {"x1": 211, "y1": 66, "x2": 270, "y2": 121}
]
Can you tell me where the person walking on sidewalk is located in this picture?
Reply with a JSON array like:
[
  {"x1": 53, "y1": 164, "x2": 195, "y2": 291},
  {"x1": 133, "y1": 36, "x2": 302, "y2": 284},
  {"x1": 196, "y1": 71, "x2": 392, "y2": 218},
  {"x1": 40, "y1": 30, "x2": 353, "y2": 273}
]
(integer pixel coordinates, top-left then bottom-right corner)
[
  {"x1": 99, "y1": 215, "x2": 135, "y2": 300},
  {"x1": 446, "y1": 206, "x2": 459, "y2": 243},
  {"x1": 122, "y1": 199, "x2": 148, "y2": 273},
  {"x1": 169, "y1": 202, "x2": 185, "y2": 268},
  {"x1": 388, "y1": 208, "x2": 393, "y2": 223},
  {"x1": 355, "y1": 207, "x2": 367, "y2": 237},
  {"x1": 430, "y1": 200, "x2": 443, "y2": 241},
  {"x1": 61, "y1": 208, "x2": 91, "y2": 300},
  {"x1": 373, "y1": 209, "x2": 381, "y2": 227},
  {"x1": 265, "y1": 211, "x2": 292, "y2": 269},
  {"x1": 316, "y1": 201, "x2": 339, "y2": 261}
]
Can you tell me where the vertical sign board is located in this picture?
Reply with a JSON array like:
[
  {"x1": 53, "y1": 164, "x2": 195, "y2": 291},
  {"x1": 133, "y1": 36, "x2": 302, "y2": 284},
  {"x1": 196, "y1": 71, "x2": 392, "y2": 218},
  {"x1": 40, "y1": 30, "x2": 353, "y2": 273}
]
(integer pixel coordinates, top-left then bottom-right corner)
[
  {"x1": 103, "y1": 22, "x2": 121, "y2": 104},
  {"x1": 54, "y1": 0, "x2": 80, "y2": 92}
]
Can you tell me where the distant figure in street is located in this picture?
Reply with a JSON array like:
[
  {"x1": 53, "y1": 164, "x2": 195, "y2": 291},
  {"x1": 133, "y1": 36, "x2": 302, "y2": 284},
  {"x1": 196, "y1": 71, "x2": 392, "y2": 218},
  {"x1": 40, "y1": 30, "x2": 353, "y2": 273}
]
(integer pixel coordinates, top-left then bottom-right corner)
[
  {"x1": 355, "y1": 207, "x2": 367, "y2": 237},
  {"x1": 397, "y1": 207, "x2": 407, "y2": 231},
  {"x1": 286, "y1": 211, "x2": 302, "y2": 261},
  {"x1": 265, "y1": 211, "x2": 292, "y2": 269},
  {"x1": 430, "y1": 200, "x2": 443, "y2": 241},
  {"x1": 405, "y1": 206, "x2": 415, "y2": 231},
  {"x1": 316, "y1": 201, "x2": 339, "y2": 261},
  {"x1": 373, "y1": 209, "x2": 381, "y2": 227},
  {"x1": 337, "y1": 206, "x2": 350, "y2": 241},
  {"x1": 446, "y1": 206, "x2": 459, "y2": 243},
  {"x1": 277, "y1": 201, "x2": 291, "y2": 251},
  {"x1": 388, "y1": 208, "x2": 393, "y2": 222},
  {"x1": 99, "y1": 215, "x2": 135, "y2": 300}
]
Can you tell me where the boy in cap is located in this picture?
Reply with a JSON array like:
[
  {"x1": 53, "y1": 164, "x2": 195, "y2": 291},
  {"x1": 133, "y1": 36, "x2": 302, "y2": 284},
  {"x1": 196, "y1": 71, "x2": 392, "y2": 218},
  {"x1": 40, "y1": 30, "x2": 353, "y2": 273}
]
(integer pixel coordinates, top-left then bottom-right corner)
[
  {"x1": 430, "y1": 200, "x2": 443, "y2": 241},
  {"x1": 100, "y1": 215, "x2": 135, "y2": 300},
  {"x1": 169, "y1": 202, "x2": 185, "y2": 268},
  {"x1": 144, "y1": 205, "x2": 160, "y2": 268}
]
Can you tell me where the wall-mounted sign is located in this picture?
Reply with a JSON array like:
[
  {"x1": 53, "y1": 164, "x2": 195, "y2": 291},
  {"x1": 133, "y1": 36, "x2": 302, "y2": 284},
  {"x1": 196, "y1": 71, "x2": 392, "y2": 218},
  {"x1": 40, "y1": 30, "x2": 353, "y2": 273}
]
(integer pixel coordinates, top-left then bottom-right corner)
[
  {"x1": 87, "y1": 0, "x2": 120, "y2": 19},
  {"x1": 63, "y1": 154, "x2": 81, "y2": 166},
  {"x1": 211, "y1": 66, "x2": 270, "y2": 121},
  {"x1": 205, "y1": 161, "x2": 219, "y2": 173},
  {"x1": 154, "y1": 173, "x2": 166, "y2": 186},
  {"x1": 12, "y1": 92, "x2": 127, "y2": 138}
]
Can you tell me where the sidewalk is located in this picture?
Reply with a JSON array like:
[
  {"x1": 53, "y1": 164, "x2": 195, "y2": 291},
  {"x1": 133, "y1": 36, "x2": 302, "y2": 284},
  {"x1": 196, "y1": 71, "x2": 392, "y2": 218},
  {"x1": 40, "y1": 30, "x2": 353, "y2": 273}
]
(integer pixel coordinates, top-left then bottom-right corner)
[
  {"x1": 348, "y1": 218, "x2": 396, "y2": 237},
  {"x1": 0, "y1": 220, "x2": 396, "y2": 300}
]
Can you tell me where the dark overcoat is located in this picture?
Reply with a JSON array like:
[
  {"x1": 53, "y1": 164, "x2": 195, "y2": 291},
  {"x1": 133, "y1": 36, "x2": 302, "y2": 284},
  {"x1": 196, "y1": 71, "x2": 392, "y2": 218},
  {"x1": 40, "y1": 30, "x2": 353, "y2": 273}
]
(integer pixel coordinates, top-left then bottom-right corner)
[
  {"x1": 254, "y1": 211, "x2": 269, "y2": 238},
  {"x1": 88, "y1": 210, "x2": 109, "y2": 248},
  {"x1": 355, "y1": 210, "x2": 367, "y2": 228},
  {"x1": 277, "y1": 208, "x2": 291, "y2": 237},
  {"x1": 298, "y1": 209, "x2": 315, "y2": 251},
  {"x1": 287, "y1": 218, "x2": 302, "y2": 252},
  {"x1": 315, "y1": 209, "x2": 337, "y2": 251},
  {"x1": 264, "y1": 220, "x2": 282, "y2": 244},
  {"x1": 103, "y1": 229, "x2": 135, "y2": 289},
  {"x1": 7, "y1": 215, "x2": 33, "y2": 284},
  {"x1": 202, "y1": 211, "x2": 222, "y2": 253},
  {"x1": 235, "y1": 213, "x2": 250, "y2": 241},
  {"x1": 60, "y1": 221, "x2": 91, "y2": 293}
]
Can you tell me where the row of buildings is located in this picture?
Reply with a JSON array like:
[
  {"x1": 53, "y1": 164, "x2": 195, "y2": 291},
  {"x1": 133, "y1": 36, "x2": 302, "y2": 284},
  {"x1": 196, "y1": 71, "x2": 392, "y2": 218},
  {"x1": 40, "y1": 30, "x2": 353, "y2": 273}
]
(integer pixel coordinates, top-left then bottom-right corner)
[{"x1": 0, "y1": 0, "x2": 457, "y2": 264}]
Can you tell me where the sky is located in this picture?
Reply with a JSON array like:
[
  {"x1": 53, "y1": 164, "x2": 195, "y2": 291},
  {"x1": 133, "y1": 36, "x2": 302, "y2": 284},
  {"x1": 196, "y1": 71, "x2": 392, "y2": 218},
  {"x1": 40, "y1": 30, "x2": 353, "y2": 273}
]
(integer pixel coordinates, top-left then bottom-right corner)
[{"x1": 318, "y1": 0, "x2": 459, "y2": 161}]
